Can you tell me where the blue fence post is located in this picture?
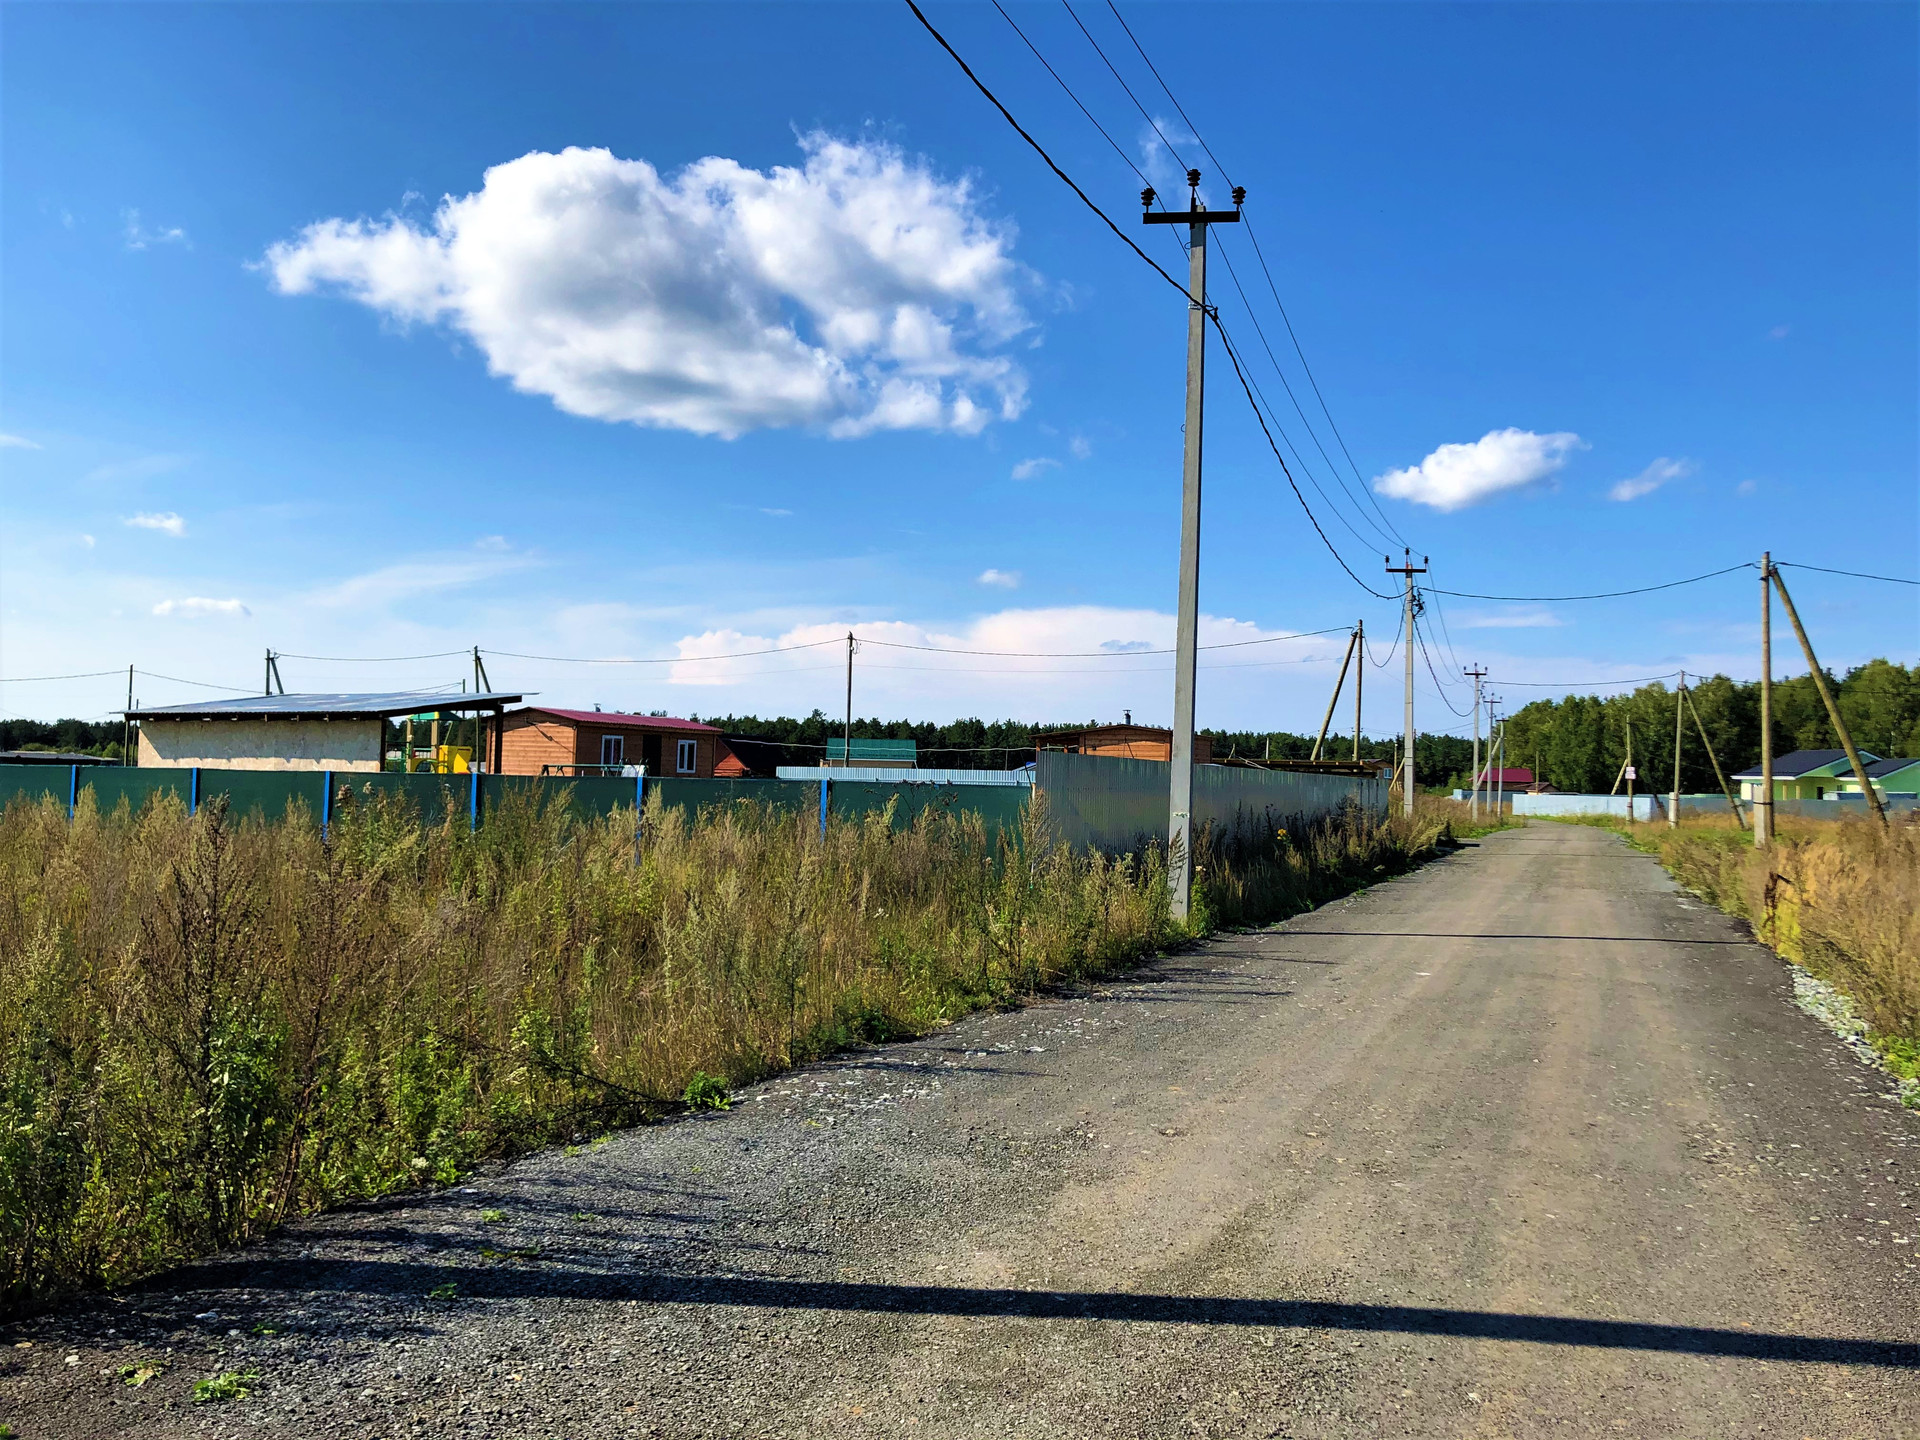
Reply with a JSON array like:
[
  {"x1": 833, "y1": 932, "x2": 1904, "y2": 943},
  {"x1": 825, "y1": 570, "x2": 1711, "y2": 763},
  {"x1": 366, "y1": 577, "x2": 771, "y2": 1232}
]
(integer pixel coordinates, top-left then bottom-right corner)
[
  {"x1": 321, "y1": 770, "x2": 333, "y2": 840},
  {"x1": 189, "y1": 767, "x2": 200, "y2": 817},
  {"x1": 469, "y1": 768, "x2": 480, "y2": 833},
  {"x1": 819, "y1": 777, "x2": 829, "y2": 838},
  {"x1": 68, "y1": 764, "x2": 78, "y2": 822}
]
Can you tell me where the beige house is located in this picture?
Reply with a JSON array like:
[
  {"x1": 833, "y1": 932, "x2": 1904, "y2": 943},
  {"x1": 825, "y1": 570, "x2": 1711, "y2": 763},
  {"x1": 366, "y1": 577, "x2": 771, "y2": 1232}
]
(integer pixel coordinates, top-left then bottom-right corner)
[{"x1": 128, "y1": 690, "x2": 522, "y2": 773}]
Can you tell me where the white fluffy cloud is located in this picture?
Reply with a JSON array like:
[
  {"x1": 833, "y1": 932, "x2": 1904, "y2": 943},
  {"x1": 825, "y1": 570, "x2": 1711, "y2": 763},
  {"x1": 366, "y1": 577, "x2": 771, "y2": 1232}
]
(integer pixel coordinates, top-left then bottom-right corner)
[
  {"x1": 265, "y1": 135, "x2": 1029, "y2": 440},
  {"x1": 125, "y1": 511, "x2": 186, "y2": 537},
  {"x1": 977, "y1": 568, "x2": 1021, "y2": 588},
  {"x1": 1374, "y1": 428, "x2": 1584, "y2": 511},
  {"x1": 153, "y1": 596, "x2": 248, "y2": 618},
  {"x1": 1608, "y1": 456, "x2": 1693, "y2": 502},
  {"x1": 123, "y1": 209, "x2": 189, "y2": 250},
  {"x1": 1010, "y1": 457, "x2": 1058, "y2": 481},
  {"x1": 0, "y1": 433, "x2": 40, "y2": 450}
]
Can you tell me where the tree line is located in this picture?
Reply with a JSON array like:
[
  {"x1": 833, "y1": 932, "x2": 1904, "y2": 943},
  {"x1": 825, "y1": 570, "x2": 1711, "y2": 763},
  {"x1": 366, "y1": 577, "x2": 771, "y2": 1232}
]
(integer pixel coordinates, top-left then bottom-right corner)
[{"x1": 1496, "y1": 659, "x2": 1917, "y2": 796}]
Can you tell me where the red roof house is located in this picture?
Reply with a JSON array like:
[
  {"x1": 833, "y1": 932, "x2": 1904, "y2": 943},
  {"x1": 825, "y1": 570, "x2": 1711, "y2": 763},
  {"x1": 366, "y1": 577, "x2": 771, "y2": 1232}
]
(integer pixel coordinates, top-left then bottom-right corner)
[{"x1": 498, "y1": 707, "x2": 723, "y2": 777}]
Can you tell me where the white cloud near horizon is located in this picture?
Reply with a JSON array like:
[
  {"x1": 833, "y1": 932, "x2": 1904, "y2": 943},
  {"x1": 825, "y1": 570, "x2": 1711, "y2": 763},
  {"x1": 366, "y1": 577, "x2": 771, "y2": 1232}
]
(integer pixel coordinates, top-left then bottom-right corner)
[
  {"x1": 0, "y1": 433, "x2": 40, "y2": 450},
  {"x1": 1374, "y1": 428, "x2": 1584, "y2": 511},
  {"x1": 125, "y1": 511, "x2": 186, "y2": 537},
  {"x1": 1608, "y1": 456, "x2": 1694, "y2": 502},
  {"x1": 1453, "y1": 607, "x2": 1565, "y2": 630},
  {"x1": 264, "y1": 135, "x2": 1029, "y2": 440},
  {"x1": 977, "y1": 568, "x2": 1021, "y2": 589},
  {"x1": 153, "y1": 596, "x2": 248, "y2": 618},
  {"x1": 1011, "y1": 457, "x2": 1058, "y2": 481}
]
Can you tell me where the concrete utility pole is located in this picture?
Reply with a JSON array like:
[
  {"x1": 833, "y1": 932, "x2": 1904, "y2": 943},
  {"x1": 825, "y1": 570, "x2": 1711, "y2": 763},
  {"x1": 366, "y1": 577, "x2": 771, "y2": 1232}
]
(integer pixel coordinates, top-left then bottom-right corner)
[
  {"x1": 1756, "y1": 552, "x2": 1774, "y2": 847},
  {"x1": 1386, "y1": 551, "x2": 1428, "y2": 815},
  {"x1": 1353, "y1": 619, "x2": 1364, "y2": 763},
  {"x1": 1769, "y1": 567, "x2": 1888, "y2": 828},
  {"x1": 843, "y1": 632, "x2": 856, "y2": 770},
  {"x1": 1625, "y1": 718, "x2": 1635, "y2": 825},
  {"x1": 1143, "y1": 170, "x2": 1243, "y2": 921},
  {"x1": 1671, "y1": 671, "x2": 1685, "y2": 829},
  {"x1": 1464, "y1": 664, "x2": 1487, "y2": 822}
]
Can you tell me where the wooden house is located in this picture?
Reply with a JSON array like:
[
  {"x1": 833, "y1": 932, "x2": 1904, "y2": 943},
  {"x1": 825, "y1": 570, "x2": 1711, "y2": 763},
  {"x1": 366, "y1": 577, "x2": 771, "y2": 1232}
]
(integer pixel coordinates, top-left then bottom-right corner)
[
  {"x1": 1032, "y1": 723, "x2": 1212, "y2": 765},
  {"x1": 498, "y1": 707, "x2": 723, "y2": 777}
]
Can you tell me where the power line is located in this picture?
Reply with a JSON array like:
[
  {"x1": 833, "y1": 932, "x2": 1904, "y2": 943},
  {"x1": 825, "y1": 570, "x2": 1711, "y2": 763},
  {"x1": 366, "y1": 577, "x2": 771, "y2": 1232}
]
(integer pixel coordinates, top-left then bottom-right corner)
[
  {"x1": 860, "y1": 626, "x2": 1351, "y2": 658},
  {"x1": 1208, "y1": 313, "x2": 1397, "y2": 600},
  {"x1": 1427, "y1": 564, "x2": 1755, "y2": 602},
  {"x1": 1213, "y1": 236, "x2": 1399, "y2": 550},
  {"x1": 1101, "y1": 0, "x2": 1407, "y2": 546},
  {"x1": 277, "y1": 649, "x2": 469, "y2": 662},
  {"x1": 134, "y1": 670, "x2": 261, "y2": 693},
  {"x1": 903, "y1": 0, "x2": 1188, "y2": 301},
  {"x1": 1492, "y1": 672, "x2": 1683, "y2": 689},
  {"x1": 485, "y1": 639, "x2": 842, "y2": 665},
  {"x1": 1775, "y1": 560, "x2": 1920, "y2": 587},
  {"x1": 1413, "y1": 617, "x2": 1473, "y2": 717},
  {"x1": 1060, "y1": 1, "x2": 1188, "y2": 175},
  {"x1": 0, "y1": 668, "x2": 125, "y2": 683},
  {"x1": 990, "y1": 1, "x2": 1153, "y2": 193}
]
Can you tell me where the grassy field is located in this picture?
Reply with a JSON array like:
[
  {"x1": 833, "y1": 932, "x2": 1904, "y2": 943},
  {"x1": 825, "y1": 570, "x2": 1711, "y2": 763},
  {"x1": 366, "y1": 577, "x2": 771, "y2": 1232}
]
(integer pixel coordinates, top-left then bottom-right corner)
[
  {"x1": 0, "y1": 785, "x2": 1485, "y2": 1311},
  {"x1": 1559, "y1": 812, "x2": 1919, "y2": 1094}
]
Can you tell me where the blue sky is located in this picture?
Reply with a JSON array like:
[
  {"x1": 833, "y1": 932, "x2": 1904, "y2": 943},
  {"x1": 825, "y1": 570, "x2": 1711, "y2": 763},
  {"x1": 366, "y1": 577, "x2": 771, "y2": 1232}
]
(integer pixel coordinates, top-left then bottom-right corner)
[{"x1": 3, "y1": 1, "x2": 1914, "y2": 736}]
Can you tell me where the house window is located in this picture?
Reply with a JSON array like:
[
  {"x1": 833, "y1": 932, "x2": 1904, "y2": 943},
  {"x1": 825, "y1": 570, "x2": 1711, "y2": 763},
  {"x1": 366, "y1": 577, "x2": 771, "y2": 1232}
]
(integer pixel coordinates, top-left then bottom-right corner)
[
  {"x1": 600, "y1": 734, "x2": 623, "y2": 768},
  {"x1": 676, "y1": 739, "x2": 697, "y2": 774}
]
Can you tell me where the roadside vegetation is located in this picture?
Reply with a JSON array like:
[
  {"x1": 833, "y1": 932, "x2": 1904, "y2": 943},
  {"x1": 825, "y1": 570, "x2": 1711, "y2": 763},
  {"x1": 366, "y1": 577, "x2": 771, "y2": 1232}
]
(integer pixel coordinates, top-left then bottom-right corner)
[
  {"x1": 1565, "y1": 812, "x2": 1919, "y2": 1098},
  {"x1": 0, "y1": 786, "x2": 1479, "y2": 1310}
]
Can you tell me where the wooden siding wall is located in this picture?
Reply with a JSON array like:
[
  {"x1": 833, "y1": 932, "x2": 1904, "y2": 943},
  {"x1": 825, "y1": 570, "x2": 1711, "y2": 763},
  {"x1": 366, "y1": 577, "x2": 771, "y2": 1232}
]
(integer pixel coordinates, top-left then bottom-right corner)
[{"x1": 498, "y1": 713, "x2": 719, "y2": 777}]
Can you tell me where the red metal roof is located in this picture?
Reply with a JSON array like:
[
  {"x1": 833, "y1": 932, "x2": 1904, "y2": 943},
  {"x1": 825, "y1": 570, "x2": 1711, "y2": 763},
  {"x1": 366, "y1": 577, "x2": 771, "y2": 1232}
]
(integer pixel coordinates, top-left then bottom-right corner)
[
  {"x1": 1475, "y1": 767, "x2": 1535, "y2": 785},
  {"x1": 521, "y1": 707, "x2": 720, "y2": 734}
]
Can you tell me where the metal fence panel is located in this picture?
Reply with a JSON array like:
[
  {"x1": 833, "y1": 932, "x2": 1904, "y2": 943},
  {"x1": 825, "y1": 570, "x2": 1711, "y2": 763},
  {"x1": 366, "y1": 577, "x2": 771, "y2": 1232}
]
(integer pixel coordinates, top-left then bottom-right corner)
[
  {"x1": 0, "y1": 766, "x2": 71, "y2": 814},
  {"x1": 828, "y1": 779, "x2": 1029, "y2": 834},
  {"x1": 196, "y1": 770, "x2": 319, "y2": 823},
  {"x1": 652, "y1": 777, "x2": 817, "y2": 821},
  {"x1": 1034, "y1": 751, "x2": 1386, "y2": 853},
  {"x1": 81, "y1": 769, "x2": 190, "y2": 815}
]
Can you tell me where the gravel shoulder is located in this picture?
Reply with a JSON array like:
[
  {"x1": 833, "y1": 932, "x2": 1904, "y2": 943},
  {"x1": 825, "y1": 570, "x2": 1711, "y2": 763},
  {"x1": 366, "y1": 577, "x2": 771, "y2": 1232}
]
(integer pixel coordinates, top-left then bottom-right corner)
[{"x1": 4, "y1": 822, "x2": 1915, "y2": 1438}]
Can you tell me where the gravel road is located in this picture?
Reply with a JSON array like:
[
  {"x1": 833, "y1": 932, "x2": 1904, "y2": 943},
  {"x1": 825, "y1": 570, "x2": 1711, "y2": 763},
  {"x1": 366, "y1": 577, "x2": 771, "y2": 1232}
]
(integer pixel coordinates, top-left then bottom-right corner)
[{"x1": 5, "y1": 822, "x2": 1916, "y2": 1438}]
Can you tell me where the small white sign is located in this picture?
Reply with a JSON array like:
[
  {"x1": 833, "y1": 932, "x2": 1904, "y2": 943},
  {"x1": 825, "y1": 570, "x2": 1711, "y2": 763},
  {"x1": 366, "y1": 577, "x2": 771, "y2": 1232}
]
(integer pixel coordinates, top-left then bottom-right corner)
[{"x1": 1624, "y1": 765, "x2": 1637, "y2": 780}]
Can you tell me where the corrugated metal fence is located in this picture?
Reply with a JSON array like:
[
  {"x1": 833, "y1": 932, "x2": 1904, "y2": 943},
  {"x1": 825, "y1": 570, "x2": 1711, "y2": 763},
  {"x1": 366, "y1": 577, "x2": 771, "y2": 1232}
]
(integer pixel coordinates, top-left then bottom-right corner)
[
  {"x1": 0, "y1": 758, "x2": 1381, "y2": 851},
  {"x1": 1034, "y1": 751, "x2": 1388, "y2": 852}
]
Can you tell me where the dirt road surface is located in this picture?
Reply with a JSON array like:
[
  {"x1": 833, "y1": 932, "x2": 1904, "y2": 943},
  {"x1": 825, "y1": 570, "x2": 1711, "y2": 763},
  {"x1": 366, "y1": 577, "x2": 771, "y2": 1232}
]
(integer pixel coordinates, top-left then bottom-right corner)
[{"x1": 5, "y1": 822, "x2": 1916, "y2": 1438}]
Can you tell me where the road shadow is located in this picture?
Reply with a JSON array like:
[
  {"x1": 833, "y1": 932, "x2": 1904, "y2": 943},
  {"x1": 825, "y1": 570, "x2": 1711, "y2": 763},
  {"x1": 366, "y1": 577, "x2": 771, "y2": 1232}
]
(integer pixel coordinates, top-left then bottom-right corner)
[{"x1": 152, "y1": 1262, "x2": 1918, "y2": 1368}]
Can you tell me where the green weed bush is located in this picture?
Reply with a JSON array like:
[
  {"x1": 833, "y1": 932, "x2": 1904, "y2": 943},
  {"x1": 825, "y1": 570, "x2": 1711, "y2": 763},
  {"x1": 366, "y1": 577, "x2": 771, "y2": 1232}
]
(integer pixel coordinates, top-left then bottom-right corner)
[{"x1": 0, "y1": 783, "x2": 1454, "y2": 1310}]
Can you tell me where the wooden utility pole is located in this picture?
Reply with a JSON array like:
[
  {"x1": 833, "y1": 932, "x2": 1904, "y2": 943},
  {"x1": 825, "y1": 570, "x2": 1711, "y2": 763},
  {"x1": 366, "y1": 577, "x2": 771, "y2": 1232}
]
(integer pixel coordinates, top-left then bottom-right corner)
[
  {"x1": 1464, "y1": 664, "x2": 1487, "y2": 822},
  {"x1": 1311, "y1": 628, "x2": 1359, "y2": 761},
  {"x1": 122, "y1": 665, "x2": 135, "y2": 767},
  {"x1": 1353, "y1": 618, "x2": 1364, "y2": 763},
  {"x1": 1756, "y1": 552, "x2": 1774, "y2": 847},
  {"x1": 1683, "y1": 687, "x2": 1746, "y2": 829},
  {"x1": 1769, "y1": 567, "x2": 1887, "y2": 827},
  {"x1": 1144, "y1": 171, "x2": 1243, "y2": 921},
  {"x1": 1670, "y1": 671, "x2": 1685, "y2": 828},
  {"x1": 1386, "y1": 551, "x2": 1428, "y2": 816}
]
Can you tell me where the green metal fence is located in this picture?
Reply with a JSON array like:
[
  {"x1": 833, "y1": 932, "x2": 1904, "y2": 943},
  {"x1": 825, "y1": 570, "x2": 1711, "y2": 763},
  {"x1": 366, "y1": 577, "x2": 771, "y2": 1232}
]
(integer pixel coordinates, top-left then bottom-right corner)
[{"x1": 1, "y1": 764, "x2": 1036, "y2": 839}]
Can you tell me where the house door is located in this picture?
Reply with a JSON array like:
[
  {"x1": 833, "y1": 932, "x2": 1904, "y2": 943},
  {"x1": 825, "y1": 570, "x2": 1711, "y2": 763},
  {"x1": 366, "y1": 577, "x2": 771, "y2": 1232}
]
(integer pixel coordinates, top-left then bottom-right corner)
[{"x1": 641, "y1": 734, "x2": 662, "y2": 775}]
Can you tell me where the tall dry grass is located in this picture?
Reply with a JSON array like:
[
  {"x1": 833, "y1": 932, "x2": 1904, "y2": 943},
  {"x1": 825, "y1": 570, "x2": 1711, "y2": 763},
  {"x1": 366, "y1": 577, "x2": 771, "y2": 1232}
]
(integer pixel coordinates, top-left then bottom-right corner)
[
  {"x1": 1614, "y1": 813, "x2": 1920, "y2": 1049},
  {"x1": 0, "y1": 784, "x2": 1457, "y2": 1309}
]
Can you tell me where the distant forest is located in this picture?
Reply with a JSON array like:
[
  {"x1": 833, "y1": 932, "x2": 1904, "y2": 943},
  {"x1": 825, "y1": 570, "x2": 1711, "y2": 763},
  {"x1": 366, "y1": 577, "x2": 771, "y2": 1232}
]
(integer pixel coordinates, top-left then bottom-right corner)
[{"x1": 11, "y1": 660, "x2": 1913, "y2": 792}]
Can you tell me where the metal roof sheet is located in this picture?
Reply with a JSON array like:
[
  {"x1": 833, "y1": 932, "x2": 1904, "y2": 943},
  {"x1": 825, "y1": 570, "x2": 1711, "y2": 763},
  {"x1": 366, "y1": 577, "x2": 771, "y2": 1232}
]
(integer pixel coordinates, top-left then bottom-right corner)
[
  {"x1": 1865, "y1": 756, "x2": 1920, "y2": 778},
  {"x1": 524, "y1": 707, "x2": 720, "y2": 733},
  {"x1": 1730, "y1": 748, "x2": 1873, "y2": 779},
  {"x1": 127, "y1": 690, "x2": 522, "y2": 720}
]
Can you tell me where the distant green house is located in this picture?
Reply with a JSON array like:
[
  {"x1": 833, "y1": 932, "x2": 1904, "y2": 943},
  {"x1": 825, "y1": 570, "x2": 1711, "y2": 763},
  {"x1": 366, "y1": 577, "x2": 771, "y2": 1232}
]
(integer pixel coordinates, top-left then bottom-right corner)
[
  {"x1": 1731, "y1": 749, "x2": 1878, "y2": 803},
  {"x1": 1834, "y1": 756, "x2": 1920, "y2": 799},
  {"x1": 823, "y1": 737, "x2": 918, "y2": 769}
]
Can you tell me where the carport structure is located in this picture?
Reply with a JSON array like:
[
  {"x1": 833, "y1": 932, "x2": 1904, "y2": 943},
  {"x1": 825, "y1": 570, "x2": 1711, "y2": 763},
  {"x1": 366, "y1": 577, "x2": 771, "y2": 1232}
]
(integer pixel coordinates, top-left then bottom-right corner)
[{"x1": 125, "y1": 689, "x2": 523, "y2": 773}]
